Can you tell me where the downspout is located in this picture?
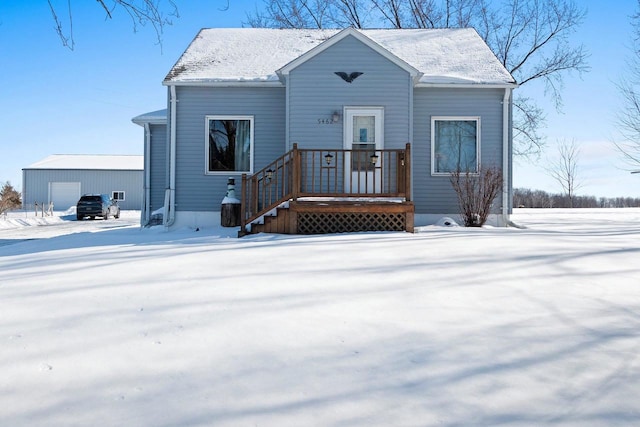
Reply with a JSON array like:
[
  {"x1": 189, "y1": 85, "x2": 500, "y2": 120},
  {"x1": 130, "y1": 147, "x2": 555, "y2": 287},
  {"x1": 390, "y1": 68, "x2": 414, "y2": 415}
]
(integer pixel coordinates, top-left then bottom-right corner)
[
  {"x1": 408, "y1": 74, "x2": 418, "y2": 202},
  {"x1": 502, "y1": 88, "x2": 511, "y2": 226},
  {"x1": 284, "y1": 75, "x2": 290, "y2": 151},
  {"x1": 142, "y1": 122, "x2": 151, "y2": 226},
  {"x1": 165, "y1": 84, "x2": 177, "y2": 227}
]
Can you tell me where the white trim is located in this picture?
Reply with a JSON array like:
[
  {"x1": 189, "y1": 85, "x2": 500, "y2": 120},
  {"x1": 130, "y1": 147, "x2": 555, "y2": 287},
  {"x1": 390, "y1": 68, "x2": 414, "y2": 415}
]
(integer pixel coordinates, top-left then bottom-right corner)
[
  {"x1": 343, "y1": 107, "x2": 385, "y2": 150},
  {"x1": 285, "y1": 80, "x2": 291, "y2": 151},
  {"x1": 164, "y1": 210, "x2": 222, "y2": 230},
  {"x1": 408, "y1": 78, "x2": 414, "y2": 201},
  {"x1": 414, "y1": 213, "x2": 503, "y2": 227},
  {"x1": 344, "y1": 107, "x2": 384, "y2": 193},
  {"x1": 163, "y1": 81, "x2": 284, "y2": 88},
  {"x1": 502, "y1": 88, "x2": 512, "y2": 225},
  {"x1": 431, "y1": 116, "x2": 481, "y2": 176},
  {"x1": 277, "y1": 28, "x2": 421, "y2": 79},
  {"x1": 112, "y1": 191, "x2": 126, "y2": 202},
  {"x1": 143, "y1": 123, "x2": 151, "y2": 225},
  {"x1": 205, "y1": 115, "x2": 255, "y2": 175},
  {"x1": 416, "y1": 83, "x2": 518, "y2": 89},
  {"x1": 163, "y1": 81, "x2": 516, "y2": 89},
  {"x1": 166, "y1": 85, "x2": 177, "y2": 228}
]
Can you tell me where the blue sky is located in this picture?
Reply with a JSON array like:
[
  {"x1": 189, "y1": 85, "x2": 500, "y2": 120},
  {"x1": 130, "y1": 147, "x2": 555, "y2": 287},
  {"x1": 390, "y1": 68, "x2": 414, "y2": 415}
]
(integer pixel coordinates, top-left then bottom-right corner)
[{"x1": 1, "y1": 0, "x2": 638, "y2": 198}]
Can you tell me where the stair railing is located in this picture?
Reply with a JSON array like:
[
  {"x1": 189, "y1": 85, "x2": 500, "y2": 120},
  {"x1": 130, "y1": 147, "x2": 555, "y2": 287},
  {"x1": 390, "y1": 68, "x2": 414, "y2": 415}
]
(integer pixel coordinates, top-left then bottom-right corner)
[
  {"x1": 240, "y1": 143, "x2": 411, "y2": 232},
  {"x1": 240, "y1": 144, "x2": 299, "y2": 232}
]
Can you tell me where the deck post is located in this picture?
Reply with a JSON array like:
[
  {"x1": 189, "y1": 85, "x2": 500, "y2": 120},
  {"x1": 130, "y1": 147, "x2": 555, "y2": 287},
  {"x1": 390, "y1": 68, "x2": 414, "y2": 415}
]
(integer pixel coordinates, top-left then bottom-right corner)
[
  {"x1": 405, "y1": 143, "x2": 412, "y2": 202},
  {"x1": 251, "y1": 175, "x2": 258, "y2": 217},
  {"x1": 292, "y1": 143, "x2": 300, "y2": 201},
  {"x1": 240, "y1": 173, "x2": 248, "y2": 235}
]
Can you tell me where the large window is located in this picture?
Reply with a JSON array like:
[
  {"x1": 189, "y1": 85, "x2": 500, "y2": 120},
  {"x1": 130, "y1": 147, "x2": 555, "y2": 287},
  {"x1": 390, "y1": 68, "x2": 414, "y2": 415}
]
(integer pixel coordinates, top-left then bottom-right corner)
[
  {"x1": 206, "y1": 116, "x2": 253, "y2": 174},
  {"x1": 431, "y1": 117, "x2": 480, "y2": 174}
]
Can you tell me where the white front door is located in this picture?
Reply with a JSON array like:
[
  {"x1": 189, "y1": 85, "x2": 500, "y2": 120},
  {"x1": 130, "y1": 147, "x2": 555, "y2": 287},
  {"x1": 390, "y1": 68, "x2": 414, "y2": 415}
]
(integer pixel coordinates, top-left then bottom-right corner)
[{"x1": 344, "y1": 107, "x2": 384, "y2": 193}]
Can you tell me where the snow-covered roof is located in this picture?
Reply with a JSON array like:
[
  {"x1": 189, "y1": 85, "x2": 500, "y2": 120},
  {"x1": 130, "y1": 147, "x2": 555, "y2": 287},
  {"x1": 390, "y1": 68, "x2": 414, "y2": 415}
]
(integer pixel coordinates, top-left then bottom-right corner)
[
  {"x1": 164, "y1": 28, "x2": 516, "y2": 86},
  {"x1": 131, "y1": 109, "x2": 167, "y2": 125},
  {"x1": 24, "y1": 155, "x2": 143, "y2": 171}
]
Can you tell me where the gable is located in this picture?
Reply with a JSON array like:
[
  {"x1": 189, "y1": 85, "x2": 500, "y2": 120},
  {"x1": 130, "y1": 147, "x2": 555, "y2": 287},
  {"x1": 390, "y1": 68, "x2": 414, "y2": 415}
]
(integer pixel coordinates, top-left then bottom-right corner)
[{"x1": 277, "y1": 28, "x2": 420, "y2": 81}]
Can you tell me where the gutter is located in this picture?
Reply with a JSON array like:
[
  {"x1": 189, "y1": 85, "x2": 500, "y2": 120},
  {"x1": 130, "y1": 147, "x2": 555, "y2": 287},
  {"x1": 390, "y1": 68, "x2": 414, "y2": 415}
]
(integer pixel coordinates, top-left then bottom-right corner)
[
  {"x1": 165, "y1": 85, "x2": 177, "y2": 228},
  {"x1": 502, "y1": 88, "x2": 511, "y2": 225},
  {"x1": 415, "y1": 82, "x2": 518, "y2": 89},
  {"x1": 163, "y1": 80, "x2": 284, "y2": 88}
]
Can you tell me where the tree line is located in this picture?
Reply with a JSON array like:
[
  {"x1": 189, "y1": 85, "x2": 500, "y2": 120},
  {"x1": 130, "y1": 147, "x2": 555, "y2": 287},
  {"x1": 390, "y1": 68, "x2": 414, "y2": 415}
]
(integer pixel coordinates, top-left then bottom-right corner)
[{"x1": 514, "y1": 188, "x2": 640, "y2": 209}]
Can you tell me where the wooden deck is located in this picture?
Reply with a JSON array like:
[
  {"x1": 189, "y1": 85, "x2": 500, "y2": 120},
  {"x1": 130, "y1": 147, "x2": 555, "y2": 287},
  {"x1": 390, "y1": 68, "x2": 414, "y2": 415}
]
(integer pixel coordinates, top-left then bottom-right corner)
[{"x1": 240, "y1": 144, "x2": 413, "y2": 236}]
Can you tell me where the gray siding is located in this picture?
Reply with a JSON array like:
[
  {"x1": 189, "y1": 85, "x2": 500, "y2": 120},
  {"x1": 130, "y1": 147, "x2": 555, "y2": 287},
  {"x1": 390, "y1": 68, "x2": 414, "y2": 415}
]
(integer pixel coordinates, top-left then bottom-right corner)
[
  {"x1": 413, "y1": 87, "x2": 506, "y2": 214},
  {"x1": 173, "y1": 86, "x2": 285, "y2": 211},
  {"x1": 22, "y1": 169, "x2": 143, "y2": 210},
  {"x1": 165, "y1": 38, "x2": 512, "y2": 216},
  {"x1": 148, "y1": 123, "x2": 167, "y2": 213},
  {"x1": 288, "y1": 35, "x2": 411, "y2": 150}
]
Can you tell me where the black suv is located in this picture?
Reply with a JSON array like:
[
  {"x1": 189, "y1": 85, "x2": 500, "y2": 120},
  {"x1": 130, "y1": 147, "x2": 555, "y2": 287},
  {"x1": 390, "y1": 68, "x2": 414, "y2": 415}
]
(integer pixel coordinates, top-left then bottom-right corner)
[{"x1": 76, "y1": 194, "x2": 120, "y2": 220}]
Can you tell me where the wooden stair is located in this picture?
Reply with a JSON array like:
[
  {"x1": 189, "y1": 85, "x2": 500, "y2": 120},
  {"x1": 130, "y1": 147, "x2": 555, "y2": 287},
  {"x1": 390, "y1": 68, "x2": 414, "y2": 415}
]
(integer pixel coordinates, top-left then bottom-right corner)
[{"x1": 247, "y1": 205, "x2": 291, "y2": 234}]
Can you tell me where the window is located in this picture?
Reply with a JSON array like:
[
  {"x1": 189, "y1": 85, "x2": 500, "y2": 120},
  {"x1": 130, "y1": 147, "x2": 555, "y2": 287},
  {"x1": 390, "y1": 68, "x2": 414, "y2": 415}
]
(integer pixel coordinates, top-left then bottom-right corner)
[
  {"x1": 431, "y1": 117, "x2": 480, "y2": 174},
  {"x1": 206, "y1": 116, "x2": 253, "y2": 174},
  {"x1": 352, "y1": 115, "x2": 376, "y2": 171},
  {"x1": 112, "y1": 191, "x2": 125, "y2": 201}
]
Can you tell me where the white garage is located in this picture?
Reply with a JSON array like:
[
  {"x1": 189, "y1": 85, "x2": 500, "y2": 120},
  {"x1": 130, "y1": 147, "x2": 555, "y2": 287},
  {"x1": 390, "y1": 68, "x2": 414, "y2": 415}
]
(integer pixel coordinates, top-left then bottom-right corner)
[{"x1": 22, "y1": 154, "x2": 144, "y2": 211}]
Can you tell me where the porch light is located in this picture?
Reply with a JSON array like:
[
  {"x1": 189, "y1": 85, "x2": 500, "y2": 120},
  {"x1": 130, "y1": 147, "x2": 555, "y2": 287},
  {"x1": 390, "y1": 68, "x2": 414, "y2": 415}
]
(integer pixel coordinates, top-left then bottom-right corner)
[
  {"x1": 332, "y1": 111, "x2": 341, "y2": 123},
  {"x1": 370, "y1": 152, "x2": 379, "y2": 165},
  {"x1": 265, "y1": 168, "x2": 274, "y2": 181},
  {"x1": 324, "y1": 152, "x2": 334, "y2": 165}
]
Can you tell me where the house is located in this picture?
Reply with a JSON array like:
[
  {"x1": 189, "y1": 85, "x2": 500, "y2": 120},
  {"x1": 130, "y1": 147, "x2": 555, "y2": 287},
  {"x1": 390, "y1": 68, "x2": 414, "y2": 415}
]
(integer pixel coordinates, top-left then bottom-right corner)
[
  {"x1": 133, "y1": 27, "x2": 517, "y2": 233},
  {"x1": 22, "y1": 154, "x2": 143, "y2": 211}
]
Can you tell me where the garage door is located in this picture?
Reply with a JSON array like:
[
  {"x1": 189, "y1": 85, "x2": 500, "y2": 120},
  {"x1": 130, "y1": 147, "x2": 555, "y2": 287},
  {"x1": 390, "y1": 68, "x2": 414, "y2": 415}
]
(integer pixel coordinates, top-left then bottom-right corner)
[{"x1": 50, "y1": 182, "x2": 81, "y2": 210}]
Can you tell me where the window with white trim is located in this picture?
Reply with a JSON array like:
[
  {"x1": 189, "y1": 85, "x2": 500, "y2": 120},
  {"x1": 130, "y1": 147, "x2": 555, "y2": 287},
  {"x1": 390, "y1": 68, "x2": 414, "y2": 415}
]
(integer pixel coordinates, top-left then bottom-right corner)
[
  {"x1": 431, "y1": 117, "x2": 480, "y2": 174},
  {"x1": 206, "y1": 116, "x2": 253, "y2": 174},
  {"x1": 112, "y1": 191, "x2": 125, "y2": 201}
]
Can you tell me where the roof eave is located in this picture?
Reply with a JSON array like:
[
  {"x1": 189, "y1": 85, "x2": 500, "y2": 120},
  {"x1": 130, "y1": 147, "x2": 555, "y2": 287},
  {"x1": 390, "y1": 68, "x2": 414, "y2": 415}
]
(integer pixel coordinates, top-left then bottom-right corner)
[
  {"x1": 162, "y1": 80, "x2": 285, "y2": 87},
  {"x1": 415, "y1": 81, "x2": 519, "y2": 89},
  {"x1": 132, "y1": 117, "x2": 167, "y2": 126}
]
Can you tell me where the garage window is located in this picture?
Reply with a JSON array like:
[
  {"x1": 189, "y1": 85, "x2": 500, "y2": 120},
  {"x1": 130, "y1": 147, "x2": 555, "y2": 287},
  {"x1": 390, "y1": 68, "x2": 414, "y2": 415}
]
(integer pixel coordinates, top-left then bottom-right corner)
[{"x1": 112, "y1": 191, "x2": 125, "y2": 201}]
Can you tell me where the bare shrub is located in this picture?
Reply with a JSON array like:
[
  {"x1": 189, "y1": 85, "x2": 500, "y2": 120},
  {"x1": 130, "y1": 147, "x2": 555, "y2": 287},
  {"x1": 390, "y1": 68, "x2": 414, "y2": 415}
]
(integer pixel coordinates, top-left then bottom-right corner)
[{"x1": 450, "y1": 167, "x2": 503, "y2": 227}]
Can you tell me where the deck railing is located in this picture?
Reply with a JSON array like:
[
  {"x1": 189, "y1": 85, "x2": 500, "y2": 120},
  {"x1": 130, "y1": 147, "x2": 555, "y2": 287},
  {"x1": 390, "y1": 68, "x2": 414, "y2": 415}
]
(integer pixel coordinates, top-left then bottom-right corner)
[{"x1": 240, "y1": 143, "x2": 411, "y2": 230}]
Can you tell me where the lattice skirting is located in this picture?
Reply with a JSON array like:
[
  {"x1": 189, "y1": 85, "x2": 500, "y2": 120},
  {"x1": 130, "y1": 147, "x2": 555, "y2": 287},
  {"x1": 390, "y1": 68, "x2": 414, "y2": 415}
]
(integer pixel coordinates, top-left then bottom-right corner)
[{"x1": 297, "y1": 211, "x2": 406, "y2": 234}]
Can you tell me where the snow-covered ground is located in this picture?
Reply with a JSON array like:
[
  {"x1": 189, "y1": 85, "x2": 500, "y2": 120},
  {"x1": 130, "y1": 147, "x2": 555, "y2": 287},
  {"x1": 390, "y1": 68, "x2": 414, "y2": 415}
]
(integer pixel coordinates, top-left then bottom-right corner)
[{"x1": 1, "y1": 208, "x2": 639, "y2": 426}]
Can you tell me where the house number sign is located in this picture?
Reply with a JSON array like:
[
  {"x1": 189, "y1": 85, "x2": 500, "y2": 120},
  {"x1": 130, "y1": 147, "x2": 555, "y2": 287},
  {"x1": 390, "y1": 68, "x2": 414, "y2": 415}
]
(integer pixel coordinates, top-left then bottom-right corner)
[{"x1": 317, "y1": 118, "x2": 336, "y2": 124}]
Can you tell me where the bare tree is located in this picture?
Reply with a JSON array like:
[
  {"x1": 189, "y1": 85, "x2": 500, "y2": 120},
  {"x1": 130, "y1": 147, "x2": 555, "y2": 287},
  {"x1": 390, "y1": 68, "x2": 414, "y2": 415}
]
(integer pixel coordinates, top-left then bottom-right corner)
[
  {"x1": 332, "y1": 0, "x2": 368, "y2": 28},
  {"x1": 481, "y1": 0, "x2": 589, "y2": 156},
  {"x1": 245, "y1": 0, "x2": 333, "y2": 28},
  {"x1": 47, "y1": 0, "x2": 179, "y2": 51},
  {"x1": 247, "y1": 0, "x2": 589, "y2": 157},
  {"x1": 546, "y1": 139, "x2": 582, "y2": 207},
  {"x1": 0, "y1": 182, "x2": 22, "y2": 215},
  {"x1": 450, "y1": 166, "x2": 503, "y2": 227},
  {"x1": 614, "y1": 0, "x2": 640, "y2": 170}
]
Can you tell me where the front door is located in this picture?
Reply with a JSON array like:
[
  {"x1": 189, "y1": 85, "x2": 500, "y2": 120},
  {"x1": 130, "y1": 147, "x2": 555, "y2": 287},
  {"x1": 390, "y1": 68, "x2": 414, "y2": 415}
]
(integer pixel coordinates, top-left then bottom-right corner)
[{"x1": 344, "y1": 107, "x2": 383, "y2": 193}]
